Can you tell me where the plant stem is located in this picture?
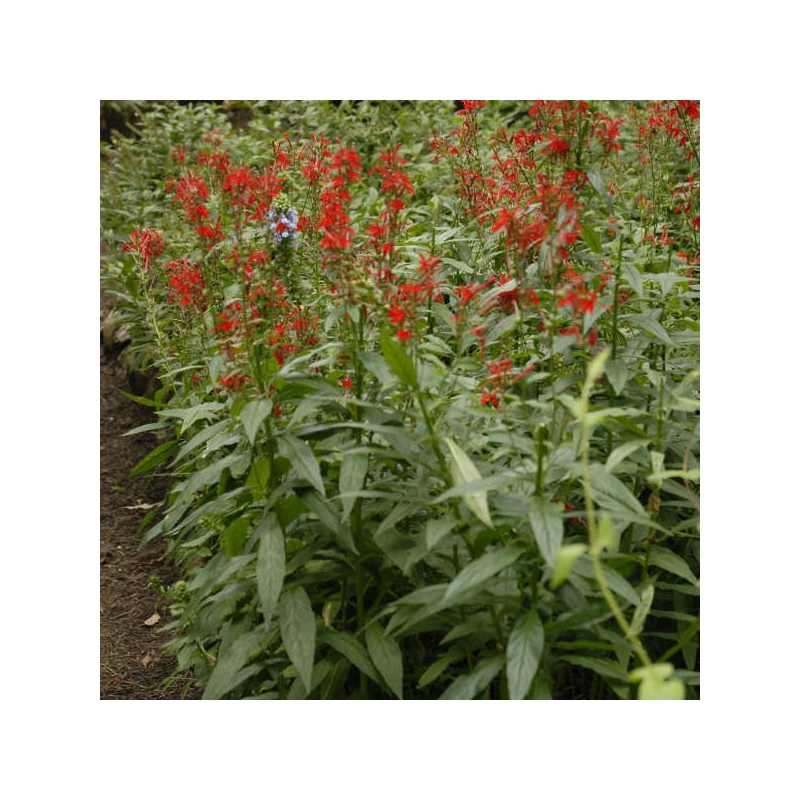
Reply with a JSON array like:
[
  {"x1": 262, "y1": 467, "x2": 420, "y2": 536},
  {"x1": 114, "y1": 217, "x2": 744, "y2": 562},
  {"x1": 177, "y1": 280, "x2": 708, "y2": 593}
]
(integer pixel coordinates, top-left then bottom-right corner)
[{"x1": 579, "y1": 355, "x2": 652, "y2": 669}]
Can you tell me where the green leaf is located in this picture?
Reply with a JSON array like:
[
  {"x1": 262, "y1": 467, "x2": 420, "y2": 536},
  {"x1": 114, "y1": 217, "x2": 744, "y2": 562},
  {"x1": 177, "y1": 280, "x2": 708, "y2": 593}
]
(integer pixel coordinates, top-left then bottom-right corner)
[
  {"x1": 279, "y1": 586, "x2": 316, "y2": 692},
  {"x1": 425, "y1": 513, "x2": 458, "y2": 550},
  {"x1": 339, "y1": 450, "x2": 369, "y2": 519},
  {"x1": 129, "y1": 439, "x2": 178, "y2": 477},
  {"x1": 630, "y1": 584, "x2": 655, "y2": 638},
  {"x1": 365, "y1": 624, "x2": 404, "y2": 699},
  {"x1": 240, "y1": 398, "x2": 272, "y2": 446},
  {"x1": 580, "y1": 224, "x2": 603, "y2": 254},
  {"x1": 588, "y1": 464, "x2": 648, "y2": 519},
  {"x1": 606, "y1": 439, "x2": 649, "y2": 471},
  {"x1": 321, "y1": 629, "x2": 383, "y2": 687},
  {"x1": 444, "y1": 545, "x2": 524, "y2": 604},
  {"x1": 202, "y1": 628, "x2": 264, "y2": 700},
  {"x1": 255, "y1": 513, "x2": 285, "y2": 625},
  {"x1": 527, "y1": 497, "x2": 563, "y2": 567},
  {"x1": 506, "y1": 609, "x2": 545, "y2": 700},
  {"x1": 440, "y1": 654, "x2": 505, "y2": 699},
  {"x1": 605, "y1": 359, "x2": 629, "y2": 396},
  {"x1": 418, "y1": 652, "x2": 461, "y2": 688},
  {"x1": 380, "y1": 326, "x2": 418, "y2": 388},
  {"x1": 586, "y1": 167, "x2": 613, "y2": 211},
  {"x1": 157, "y1": 402, "x2": 225, "y2": 434},
  {"x1": 622, "y1": 261, "x2": 643, "y2": 297},
  {"x1": 627, "y1": 312, "x2": 674, "y2": 346},
  {"x1": 222, "y1": 516, "x2": 250, "y2": 558},
  {"x1": 550, "y1": 544, "x2": 588, "y2": 589},
  {"x1": 172, "y1": 419, "x2": 231, "y2": 465},
  {"x1": 648, "y1": 546, "x2": 699, "y2": 587},
  {"x1": 572, "y1": 559, "x2": 642, "y2": 608},
  {"x1": 444, "y1": 438, "x2": 493, "y2": 527},
  {"x1": 559, "y1": 655, "x2": 630, "y2": 686},
  {"x1": 278, "y1": 434, "x2": 326, "y2": 496},
  {"x1": 299, "y1": 490, "x2": 357, "y2": 553}
]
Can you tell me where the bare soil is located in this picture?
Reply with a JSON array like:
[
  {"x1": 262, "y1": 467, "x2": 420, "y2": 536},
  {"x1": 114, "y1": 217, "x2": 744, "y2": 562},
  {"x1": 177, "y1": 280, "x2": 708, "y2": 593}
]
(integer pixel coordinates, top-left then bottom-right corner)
[{"x1": 100, "y1": 299, "x2": 200, "y2": 699}]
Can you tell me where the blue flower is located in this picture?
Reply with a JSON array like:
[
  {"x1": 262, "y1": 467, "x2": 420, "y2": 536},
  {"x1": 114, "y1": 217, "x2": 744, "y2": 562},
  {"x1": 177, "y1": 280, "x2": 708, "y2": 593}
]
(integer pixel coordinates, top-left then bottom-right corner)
[{"x1": 266, "y1": 207, "x2": 299, "y2": 246}]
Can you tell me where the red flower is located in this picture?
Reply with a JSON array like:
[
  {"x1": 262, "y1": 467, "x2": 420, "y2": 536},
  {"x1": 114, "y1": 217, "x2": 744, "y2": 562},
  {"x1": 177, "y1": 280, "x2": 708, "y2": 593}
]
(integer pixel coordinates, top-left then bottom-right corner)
[
  {"x1": 480, "y1": 391, "x2": 499, "y2": 409},
  {"x1": 388, "y1": 305, "x2": 406, "y2": 325}
]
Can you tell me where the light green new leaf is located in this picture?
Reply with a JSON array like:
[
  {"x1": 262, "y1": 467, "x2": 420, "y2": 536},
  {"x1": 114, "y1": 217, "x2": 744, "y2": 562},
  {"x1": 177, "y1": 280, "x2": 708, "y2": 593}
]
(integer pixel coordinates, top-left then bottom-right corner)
[
  {"x1": 444, "y1": 438, "x2": 493, "y2": 527},
  {"x1": 586, "y1": 347, "x2": 611, "y2": 384},
  {"x1": 550, "y1": 543, "x2": 588, "y2": 589},
  {"x1": 278, "y1": 434, "x2": 326, "y2": 496},
  {"x1": 630, "y1": 584, "x2": 655, "y2": 638},
  {"x1": 596, "y1": 513, "x2": 618, "y2": 552},
  {"x1": 255, "y1": 513, "x2": 285, "y2": 625},
  {"x1": 365, "y1": 624, "x2": 404, "y2": 699},
  {"x1": 240, "y1": 398, "x2": 272, "y2": 446},
  {"x1": 630, "y1": 664, "x2": 685, "y2": 700},
  {"x1": 444, "y1": 545, "x2": 525, "y2": 604},
  {"x1": 506, "y1": 609, "x2": 545, "y2": 700},
  {"x1": 527, "y1": 497, "x2": 563, "y2": 567},
  {"x1": 279, "y1": 586, "x2": 316, "y2": 692}
]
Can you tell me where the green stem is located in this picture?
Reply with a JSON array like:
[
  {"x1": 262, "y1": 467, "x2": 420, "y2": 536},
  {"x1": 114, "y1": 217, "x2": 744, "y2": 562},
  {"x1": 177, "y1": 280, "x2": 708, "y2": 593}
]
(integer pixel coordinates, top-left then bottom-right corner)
[{"x1": 579, "y1": 355, "x2": 652, "y2": 669}]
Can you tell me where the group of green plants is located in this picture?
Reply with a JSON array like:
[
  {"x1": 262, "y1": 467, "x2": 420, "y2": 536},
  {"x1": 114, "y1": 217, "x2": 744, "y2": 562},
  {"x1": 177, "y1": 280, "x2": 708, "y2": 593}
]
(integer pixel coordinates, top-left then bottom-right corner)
[{"x1": 101, "y1": 100, "x2": 699, "y2": 699}]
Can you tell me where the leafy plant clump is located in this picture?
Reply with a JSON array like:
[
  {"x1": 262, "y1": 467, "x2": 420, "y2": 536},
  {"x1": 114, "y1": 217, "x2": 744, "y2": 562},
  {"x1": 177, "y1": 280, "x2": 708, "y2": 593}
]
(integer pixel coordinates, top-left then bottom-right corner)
[{"x1": 101, "y1": 100, "x2": 699, "y2": 699}]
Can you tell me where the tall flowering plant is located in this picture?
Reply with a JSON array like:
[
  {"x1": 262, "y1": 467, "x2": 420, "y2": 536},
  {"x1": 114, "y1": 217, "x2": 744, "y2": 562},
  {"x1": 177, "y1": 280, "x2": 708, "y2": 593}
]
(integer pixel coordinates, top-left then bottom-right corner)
[{"x1": 103, "y1": 100, "x2": 699, "y2": 701}]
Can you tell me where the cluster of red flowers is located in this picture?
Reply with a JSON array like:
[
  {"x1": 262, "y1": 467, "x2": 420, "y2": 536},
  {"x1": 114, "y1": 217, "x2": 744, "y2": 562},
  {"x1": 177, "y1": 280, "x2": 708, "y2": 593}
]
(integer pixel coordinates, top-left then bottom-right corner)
[
  {"x1": 429, "y1": 102, "x2": 496, "y2": 220},
  {"x1": 367, "y1": 143, "x2": 415, "y2": 265},
  {"x1": 167, "y1": 171, "x2": 211, "y2": 225},
  {"x1": 636, "y1": 100, "x2": 699, "y2": 164},
  {"x1": 121, "y1": 228, "x2": 164, "y2": 271},
  {"x1": 318, "y1": 145, "x2": 361, "y2": 251},
  {"x1": 386, "y1": 253, "x2": 442, "y2": 341},
  {"x1": 164, "y1": 258, "x2": 205, "y2": 309},
  {"x1": 479, "y1": 357, "x2": 536, "y2": 409},
  {"x1": 212, "y1": 274, "x2": 321, "y2": 395}
]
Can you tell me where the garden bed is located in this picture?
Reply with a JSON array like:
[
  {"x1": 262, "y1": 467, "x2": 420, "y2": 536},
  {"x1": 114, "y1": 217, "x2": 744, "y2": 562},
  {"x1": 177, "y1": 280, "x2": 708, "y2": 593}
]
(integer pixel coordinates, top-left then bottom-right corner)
[{"x1": 100, "y1": 100, "x2": 699, "y2": 699}]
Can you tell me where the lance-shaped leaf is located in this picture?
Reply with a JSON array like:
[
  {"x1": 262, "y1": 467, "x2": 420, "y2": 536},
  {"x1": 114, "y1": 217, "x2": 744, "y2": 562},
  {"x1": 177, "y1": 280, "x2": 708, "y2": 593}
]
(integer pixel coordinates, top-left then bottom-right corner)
[
  {"x1": 506, "y1": 609, "x2": 545, "y2": 700},
  {"x1": 339, "y1": 450, "x2": 369, "y2": 520},
  {"x1": 365, "y1": 623, "x2": 404, "y2": 699},
  {"x1": 527, "y1": 497, "x2": 563, "y2": 567},
  {"x1": 255, "y1": 513, "x2": 285, "y2": 625},
  {"x1": 278, "y1": 434, "x2": 326, "y2": 496},
  {"x1": 240, "y1": 397, "x2": 272, "y2": 446},
  {"x1": 443, "y1": 545, "x2": 525, "y2": 605},
  {"x1": 444, "y1": 437, "x2": 493, "y2": 528},
  {"x1": 380, "y1": 326, "x2": 418, "y2": 388},
  {"x1": 279, "y1": 586, "x2": 316, "y2": 692}
]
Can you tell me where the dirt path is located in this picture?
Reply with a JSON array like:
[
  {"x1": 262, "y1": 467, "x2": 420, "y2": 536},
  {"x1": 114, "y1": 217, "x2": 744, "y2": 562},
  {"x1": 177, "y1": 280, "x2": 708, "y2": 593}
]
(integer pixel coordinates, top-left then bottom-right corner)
[{"x1": 100, "y1": 308, "x2": 200, "y2": 699}]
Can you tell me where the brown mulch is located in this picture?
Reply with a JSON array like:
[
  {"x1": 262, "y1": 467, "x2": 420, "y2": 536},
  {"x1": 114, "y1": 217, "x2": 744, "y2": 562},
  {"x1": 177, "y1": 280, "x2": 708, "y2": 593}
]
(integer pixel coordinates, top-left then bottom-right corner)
[{"x1": 100, "y1": 299, "x2": 201, "y2": 700}]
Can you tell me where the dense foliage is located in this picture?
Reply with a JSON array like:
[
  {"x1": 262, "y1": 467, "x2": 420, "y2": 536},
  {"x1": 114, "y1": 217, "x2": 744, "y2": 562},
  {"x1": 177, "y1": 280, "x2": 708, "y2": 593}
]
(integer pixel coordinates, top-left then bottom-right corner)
[{"x1": 101, "y1": 100, "x2": 699, "y2": 699}]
